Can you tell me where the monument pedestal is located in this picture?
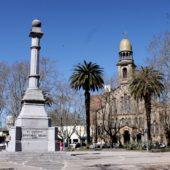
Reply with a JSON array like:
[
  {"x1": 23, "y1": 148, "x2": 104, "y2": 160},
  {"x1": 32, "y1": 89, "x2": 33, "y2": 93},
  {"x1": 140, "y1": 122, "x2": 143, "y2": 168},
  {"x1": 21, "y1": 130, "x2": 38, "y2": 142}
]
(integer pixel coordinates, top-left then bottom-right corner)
[
  {"x1": 7, "y1": 127, "x2": 58, "y2": 152},
  {"x1": 7, "y1": 127, "x2": 22, "y2": 152},
  {"x1": 7, "y1": 89, "x2": 58, "y2": 152},
  {"x1": 7, "y1": 19, "x2": 59, "y2": 152},
  {"x1": 18, "y1": 127, "x2": 48, "y2": 152}
]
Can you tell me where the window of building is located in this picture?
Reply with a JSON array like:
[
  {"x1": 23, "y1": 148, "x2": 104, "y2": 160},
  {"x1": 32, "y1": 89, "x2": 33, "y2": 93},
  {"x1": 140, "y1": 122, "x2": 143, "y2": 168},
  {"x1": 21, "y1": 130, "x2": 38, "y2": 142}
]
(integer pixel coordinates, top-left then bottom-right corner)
[
  {"x1": 127, "y1": 118, "x2": 131, "y2": 126},
  {"x1": 120, "y1": 118, "x2": 125, "y2": 126},
  {"x1": 122, "y1": 67, "x2": 127, "y2": 79},
  {"x1": 112, "y1": 98, "x2": 117, "y2": 114},
  {"x1": 137, "y1": 133, "x2": 142, "y2": 143},
  {"x1": 134, "y1": 117, "x2": 138, "y2": 126},
  {"x1": 139, "y1": 117, "x2": 143, "y2": 128},
  {"x1": 120, "y1": 96, "x2": 124, "y2": 113},
  {"x1": 127, "y1": 96, "x2": 131, "y2": 112},
  {"x1": 73, "y1": 139, "x2": 78, "y2": 143},
  {"x1": 123, "y1": 94, "x2": 131, "y2": 113}
]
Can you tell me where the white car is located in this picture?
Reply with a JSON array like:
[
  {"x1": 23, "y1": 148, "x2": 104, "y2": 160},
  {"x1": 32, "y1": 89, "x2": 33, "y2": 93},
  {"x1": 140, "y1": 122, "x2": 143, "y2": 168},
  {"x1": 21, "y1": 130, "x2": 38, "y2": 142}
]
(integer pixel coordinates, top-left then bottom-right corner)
[
  {"x1": 69, "y1": 143, "x2": 76, "y2": 149},
  {"x1": 0, "y1": 143, "x2": 6, "y2": 150}
]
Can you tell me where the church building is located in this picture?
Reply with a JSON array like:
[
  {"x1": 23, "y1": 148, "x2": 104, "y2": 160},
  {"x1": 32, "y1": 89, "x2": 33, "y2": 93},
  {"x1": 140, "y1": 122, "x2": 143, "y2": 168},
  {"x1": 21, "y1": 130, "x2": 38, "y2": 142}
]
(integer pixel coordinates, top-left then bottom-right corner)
[{"x1": 90, "y1": 38, "x2": 169, "y2": 146}]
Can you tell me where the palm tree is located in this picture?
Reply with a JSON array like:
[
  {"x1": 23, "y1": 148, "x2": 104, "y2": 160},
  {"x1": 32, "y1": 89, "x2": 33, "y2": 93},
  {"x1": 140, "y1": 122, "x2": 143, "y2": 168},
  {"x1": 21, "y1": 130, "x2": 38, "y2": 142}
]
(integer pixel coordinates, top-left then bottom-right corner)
[
  {"x1": 70, "y1": 61, "x2": 104, "y2": 145},
  {"x1": 129, "y1": 67, "x2": 164, "y2": 146}
]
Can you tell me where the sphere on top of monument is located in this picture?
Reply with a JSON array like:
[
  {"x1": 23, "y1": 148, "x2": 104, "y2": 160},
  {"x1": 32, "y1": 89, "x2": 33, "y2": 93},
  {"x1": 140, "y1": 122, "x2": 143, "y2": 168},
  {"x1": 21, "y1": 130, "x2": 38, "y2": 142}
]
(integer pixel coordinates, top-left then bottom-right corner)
[
  {"x1": 119, "y1": 38, "x2": 132, "y2": 52},
  {"x1": 32, "y1": 19, "x2": 41, "y2": 27},
  {"x1": 29, "y1": 19, "x2": 43, "y2": 38}
]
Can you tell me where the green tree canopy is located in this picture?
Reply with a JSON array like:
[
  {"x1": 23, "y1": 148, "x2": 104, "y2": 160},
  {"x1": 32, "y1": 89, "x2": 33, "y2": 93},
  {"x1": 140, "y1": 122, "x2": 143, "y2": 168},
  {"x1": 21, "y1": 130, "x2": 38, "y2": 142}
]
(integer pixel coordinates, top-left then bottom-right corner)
[
  {"x1": 130, "y1": 67, "x2": 164, "y2": 100},
  {"x1": 70, "y1": 61, "x2": 104, "y2": 92}
]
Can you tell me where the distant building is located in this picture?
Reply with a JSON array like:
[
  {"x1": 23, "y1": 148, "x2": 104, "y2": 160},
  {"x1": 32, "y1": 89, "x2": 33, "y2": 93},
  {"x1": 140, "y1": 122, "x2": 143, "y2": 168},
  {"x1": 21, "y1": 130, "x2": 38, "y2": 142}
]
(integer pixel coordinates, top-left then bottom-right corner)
[
  {"x1": 90, "y1": 38, "x2": 170, "y2": 146},
  {"x1": 57, "y1": 125, "x2": 86, "y2": 145}
]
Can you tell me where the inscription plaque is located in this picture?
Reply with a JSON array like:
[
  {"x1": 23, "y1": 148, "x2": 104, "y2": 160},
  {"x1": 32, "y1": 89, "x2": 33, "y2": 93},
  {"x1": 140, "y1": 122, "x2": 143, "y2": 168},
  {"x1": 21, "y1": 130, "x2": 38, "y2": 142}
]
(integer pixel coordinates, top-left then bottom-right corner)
[{"x1": 22, "y1": 129, "x2": 47, "y2": 139}]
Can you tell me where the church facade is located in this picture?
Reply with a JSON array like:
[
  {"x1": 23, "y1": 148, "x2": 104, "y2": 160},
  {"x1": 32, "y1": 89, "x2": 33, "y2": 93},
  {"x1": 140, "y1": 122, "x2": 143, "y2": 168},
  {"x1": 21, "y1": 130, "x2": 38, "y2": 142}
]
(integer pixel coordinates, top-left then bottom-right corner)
[{"x1": 90, "y1": 38, "x2": 170, "y2": 146}]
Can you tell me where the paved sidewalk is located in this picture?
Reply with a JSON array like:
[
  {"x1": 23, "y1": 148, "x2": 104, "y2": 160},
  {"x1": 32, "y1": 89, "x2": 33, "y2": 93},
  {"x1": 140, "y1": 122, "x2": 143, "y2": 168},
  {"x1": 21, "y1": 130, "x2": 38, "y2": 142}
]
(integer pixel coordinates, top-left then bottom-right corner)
[
  {"x1": 0, "y1": 152, "x2": 66, "y2": 170},
  {"x1": 0, "y1": 162, "x2": 42, "y2": 170},
  {"x1": 0, "y1": 150, "x2": 170, "y2": 170},
  {"x1": 64, "y1": 150, "x2": 170, "y2": 170}
]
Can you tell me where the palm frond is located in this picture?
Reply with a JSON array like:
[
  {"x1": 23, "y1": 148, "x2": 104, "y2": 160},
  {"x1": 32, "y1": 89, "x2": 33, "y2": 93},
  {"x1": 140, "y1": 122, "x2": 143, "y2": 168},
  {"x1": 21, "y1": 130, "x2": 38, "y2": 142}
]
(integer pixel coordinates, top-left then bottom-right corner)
[
  {"x1": 70, "y1": 60, "x2": 104, "y2": 92},
  {"x1": 129, "y1": 67, "x2": 165, "y2": 100}
]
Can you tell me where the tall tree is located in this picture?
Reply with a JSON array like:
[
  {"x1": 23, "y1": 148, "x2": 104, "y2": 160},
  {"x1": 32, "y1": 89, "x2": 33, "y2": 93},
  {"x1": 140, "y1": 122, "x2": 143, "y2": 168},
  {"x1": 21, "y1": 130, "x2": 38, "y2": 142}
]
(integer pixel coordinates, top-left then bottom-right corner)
[
  {"x1": 101, "y1": 92, "x2": 120, "y2": 148},
  {"x1": 6, "y1": 57, "x2": 58, "y2": 119},
  {"x1": 0, "y1": 62, "x2": 9, "y2": 125},
  {"x1": 148, "y1": 32, "x2": 170, "y2": 145},
  {"x1": 70, "y1": 61, "x2": 104, "y2": 145},
  {"x1": 50, "y1": 81, "x2": 84, "y2": 127},
  {"x1": 148, "y1": 32, "x2": 170, "y2": 101},
  {"x1": 129, "y1": 67, "x2": 164, "y2": 145},
  {"x1": 7, "y1": 61, "x2": 29, "y2": 118}
]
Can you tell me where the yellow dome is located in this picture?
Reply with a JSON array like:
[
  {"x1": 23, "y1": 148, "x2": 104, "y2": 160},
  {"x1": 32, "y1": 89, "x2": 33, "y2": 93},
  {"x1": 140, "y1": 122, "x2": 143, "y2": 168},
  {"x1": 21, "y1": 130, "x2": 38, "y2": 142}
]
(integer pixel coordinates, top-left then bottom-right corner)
[{"x1": 119, "y1": 38, "x2": 132, "y2": 52}]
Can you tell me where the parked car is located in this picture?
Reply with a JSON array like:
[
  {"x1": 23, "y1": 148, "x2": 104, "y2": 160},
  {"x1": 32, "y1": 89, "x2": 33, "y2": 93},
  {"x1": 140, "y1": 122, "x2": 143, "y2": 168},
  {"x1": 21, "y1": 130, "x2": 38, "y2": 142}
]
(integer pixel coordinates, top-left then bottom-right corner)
[
  {"x1": 142, "y1": 142, "x2": 167, "y2": 150},
  {"x1": 0, "y1": 143, "x2": 6, "y2": 150},
  {"x1": 75, "y1": 143, "x2": 81, "y2": 148},
  {"x1": 102, "y1": 143, "x2": 111, "y2": 148},
  {"x1": 93, "y1": 142, "x2": 105, "y2": 148},
  {"x1": 159, "y1": 143, "x2": 166, "y2": 148},
  {"x1": 112, "y1": 143, "x2": 119, "y2": 148}
]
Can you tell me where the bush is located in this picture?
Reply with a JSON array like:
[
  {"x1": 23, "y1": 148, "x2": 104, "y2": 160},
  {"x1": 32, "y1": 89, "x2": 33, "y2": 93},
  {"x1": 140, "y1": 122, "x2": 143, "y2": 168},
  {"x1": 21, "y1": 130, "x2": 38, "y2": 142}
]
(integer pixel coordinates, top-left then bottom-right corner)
[
  {"x1": 66, "y1": 146, "x2": 75, "y2": 151},
  {"x1": 123, "y1": 143, "x2": 144, "y2": 150},
  {"x1": 125, "y1": 141, "x2": 168, "y2": 151},
  {"x1": 150, "y1": 147, "x2": 170, "y2": 152}
]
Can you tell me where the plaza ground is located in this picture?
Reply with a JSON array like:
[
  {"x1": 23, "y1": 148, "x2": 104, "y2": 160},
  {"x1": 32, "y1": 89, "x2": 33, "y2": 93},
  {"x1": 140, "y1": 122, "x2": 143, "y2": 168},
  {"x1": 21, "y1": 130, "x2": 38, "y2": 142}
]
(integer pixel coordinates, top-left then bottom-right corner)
[{"x1": 0, "y1": 150, "x2": 170, "y2": 170}]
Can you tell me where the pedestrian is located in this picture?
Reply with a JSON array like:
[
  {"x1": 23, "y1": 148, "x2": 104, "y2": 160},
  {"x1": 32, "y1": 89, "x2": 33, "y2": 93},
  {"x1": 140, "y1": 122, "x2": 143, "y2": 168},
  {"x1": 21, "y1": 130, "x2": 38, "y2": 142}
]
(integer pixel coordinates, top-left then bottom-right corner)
[
  {"x1": 60, "y1": 141, "x2": 64, "y2": 151},
  {"x1": 5, "y1": 135, "x2": 11, "y2": 147}
]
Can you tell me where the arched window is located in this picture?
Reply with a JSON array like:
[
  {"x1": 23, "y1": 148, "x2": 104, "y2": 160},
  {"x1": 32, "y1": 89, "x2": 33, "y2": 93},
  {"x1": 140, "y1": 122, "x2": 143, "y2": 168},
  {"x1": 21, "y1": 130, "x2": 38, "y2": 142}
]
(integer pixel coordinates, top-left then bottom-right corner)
[
  {"x1": 120, "y1": 96, "x2": 124, "y2": 113},
  {"x1": 136, "y1": 133, "x2": 142, "y2": 143},
  {"x1": 134, "y1": 117, "x2": 138, "y2": 126},
  {"x1": 121, "y1": 118, "x2": 125, "y2": 126},
  {"x1": 112, "y1": 98, "x2": 117, "y2": 114},
  {"x1": 139, "y1": 117, "x2": 143, "y2": 128},
  {"x1": 122, "y1": 68, "x2": 127, "y2": 79},
  {"x1": 124, "y1": 94, "x2": 131, "y2": 113}
]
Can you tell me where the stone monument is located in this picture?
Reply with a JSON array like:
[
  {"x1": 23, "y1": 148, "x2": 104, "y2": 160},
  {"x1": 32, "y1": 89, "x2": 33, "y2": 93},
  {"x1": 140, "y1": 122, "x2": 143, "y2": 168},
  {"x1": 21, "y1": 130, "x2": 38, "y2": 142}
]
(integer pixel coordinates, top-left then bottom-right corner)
[{"x1": 7, "y1": 19, "x2": 58, "y2": 152}]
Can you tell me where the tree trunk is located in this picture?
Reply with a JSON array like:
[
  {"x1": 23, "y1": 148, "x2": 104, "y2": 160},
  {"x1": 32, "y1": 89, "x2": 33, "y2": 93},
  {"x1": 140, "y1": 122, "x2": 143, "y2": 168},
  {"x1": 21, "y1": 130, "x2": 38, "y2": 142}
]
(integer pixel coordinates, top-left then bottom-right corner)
[
  {"x1": 144, "y1": 95, "x2": 152, "y2": 142},
  {"x1": 85, "y1": 90, "x2": 91, "y2": 145},
  {"x1": 95, "y1": 111, "x2": 98, "y2": 143},
  {"x1": 166, "y1": 129, "x2": 170, "y2": 146},
  {"x1": 111, "y1": 137, "x2": 114, "y2": 148}
]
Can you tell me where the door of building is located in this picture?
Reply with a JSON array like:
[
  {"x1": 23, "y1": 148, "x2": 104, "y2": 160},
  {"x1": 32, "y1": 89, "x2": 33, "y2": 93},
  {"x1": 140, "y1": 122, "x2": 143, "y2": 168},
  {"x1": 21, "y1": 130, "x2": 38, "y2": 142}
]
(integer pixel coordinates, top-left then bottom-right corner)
[{"x1": 124, "y1": 130, "x2": 130, "y2": 144}]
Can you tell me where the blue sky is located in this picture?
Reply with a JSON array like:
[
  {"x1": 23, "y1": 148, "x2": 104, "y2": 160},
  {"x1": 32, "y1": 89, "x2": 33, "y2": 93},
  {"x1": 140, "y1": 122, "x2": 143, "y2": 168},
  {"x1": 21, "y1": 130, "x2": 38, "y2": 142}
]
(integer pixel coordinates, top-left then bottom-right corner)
[{"x1": 0, "y1": 0, "x2": 169, "y2": 81}]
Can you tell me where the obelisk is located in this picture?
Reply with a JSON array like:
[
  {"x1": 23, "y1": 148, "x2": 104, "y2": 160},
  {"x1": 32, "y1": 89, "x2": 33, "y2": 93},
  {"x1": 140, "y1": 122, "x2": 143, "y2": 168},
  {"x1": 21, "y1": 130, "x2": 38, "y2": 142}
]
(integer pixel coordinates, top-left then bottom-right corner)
[
  {"x1": 8, "y1": 19, "x2": 51, "y2": 152},
  {"x1": 15, "y1": 19, "x2": 48, "y2": 128}
]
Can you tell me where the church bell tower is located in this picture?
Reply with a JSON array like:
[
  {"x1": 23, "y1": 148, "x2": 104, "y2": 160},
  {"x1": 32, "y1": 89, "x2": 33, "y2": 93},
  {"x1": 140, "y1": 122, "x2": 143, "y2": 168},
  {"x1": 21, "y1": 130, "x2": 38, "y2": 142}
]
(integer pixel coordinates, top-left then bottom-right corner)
[{"x1": 117, "y1": 38, "x2": 136, "y2": 85}]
